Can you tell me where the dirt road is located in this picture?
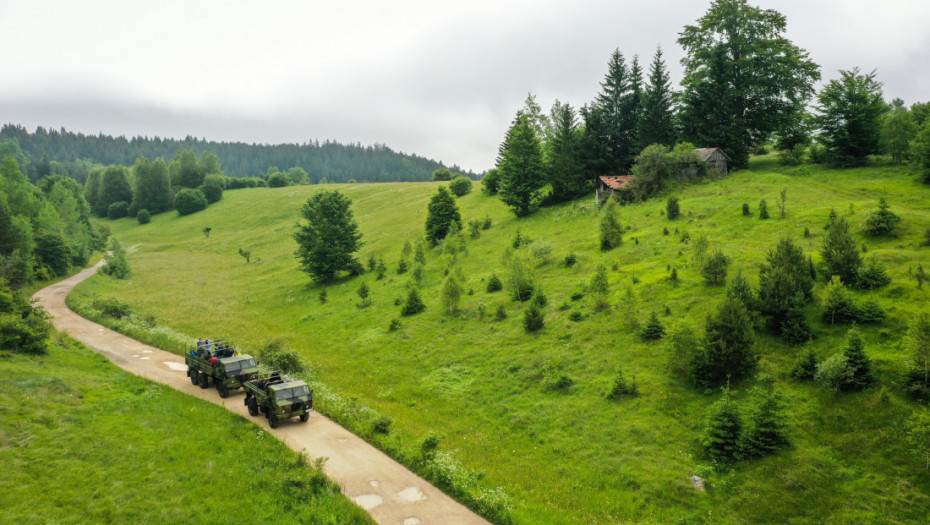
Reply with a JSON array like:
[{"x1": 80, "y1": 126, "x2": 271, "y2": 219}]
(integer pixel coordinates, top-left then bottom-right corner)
[{"x1": 33, "y1": 261, "x2": 490, "y2": 525}]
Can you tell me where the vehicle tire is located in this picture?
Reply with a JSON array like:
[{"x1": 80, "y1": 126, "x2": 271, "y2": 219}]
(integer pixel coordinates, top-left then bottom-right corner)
[
  {"x1": 299, "y1": 412, "x2": 309, "y2": 423},
  {"x1": 247, "y1": 398, "x2": 258, "y2": 417},
  {"x1": 217, "y1": 382, "x2": 229, "y2": 398},
  {"x1": 198, "y1": 371, "x2": 209, "y2": 389},
  {"x1": 268, "y1": 413, "x2": 279, "y2": 429},
  {"x1": 188, "y1": 368, "x2": 198, "y2": 385}
]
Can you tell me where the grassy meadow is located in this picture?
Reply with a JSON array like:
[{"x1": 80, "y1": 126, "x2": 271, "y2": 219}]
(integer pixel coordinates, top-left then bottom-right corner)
[
  {"x1": 0, "y1": 335, "x2": 372, "y2": 524},
  {"x1": 71, "y1": 156, "x2": 930, "y2": 523}
]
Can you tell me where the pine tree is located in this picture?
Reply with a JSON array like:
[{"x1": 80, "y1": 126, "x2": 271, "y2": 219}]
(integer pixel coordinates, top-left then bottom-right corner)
[
  {"x1": 425, "y1": 186, "x2": 461, "y2": 245},
  {"x1": 842, "y1": 326, "x2": 873, "y2": 390},
  {"x1": 547, "y1": 101, "x2": 586, "y2": 202},
  {"x1": 701, "y1": 386, "x2": 743, "y2": 463},
  {"x1": 821, "y1": 216, "x2": 862, "y2": 284},
  {"x1": 641, "y1": 312, "x2": 666, "y2": 340},
  {"x1": 523, "y1": 304, "x2": 545, "y2": 332},
  {"x1": 726, "y1": 270, "x2": 759, "y2": 312},
  {"x1": 400, "y1": 287, "x2": 426, "y2": 316},
  {"x1": 486, "y1": 274, "x2": 503, "y2": 293},
  {"x1": 497, "y1": 112, "x2": 546, "y2": 217},
  {"x1": 594, "y1": 49, "x2": 641, "y2": 173},
  {"x1": 692, "y1": 297, "x2": 757, "y2": 386},
  {"x1": 293, "y1": 190, "x2": 364, "y2": 283},
  {"x1": 741, "y1": 379, "x2": 790, "y2": 457},
  {"x1": 599, "y1": 200, "x2": 623, "y2": 251},
  {"x1": 639, "y1": 46, "x2": 676, "y2": 148},
  {"x1": 758, "y1": 237, "x2": 814, "y2": 331}
]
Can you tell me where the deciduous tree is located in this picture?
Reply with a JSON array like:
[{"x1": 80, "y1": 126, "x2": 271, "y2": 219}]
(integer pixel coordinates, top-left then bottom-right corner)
[{"x1": 816, "y1": 68, "x2": 887, "y2": 167}]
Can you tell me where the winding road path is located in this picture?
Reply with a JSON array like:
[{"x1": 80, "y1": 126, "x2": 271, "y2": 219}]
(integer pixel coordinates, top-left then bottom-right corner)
[{"x1": 33, "y1": 261, "x2": 489, "y2": 525}]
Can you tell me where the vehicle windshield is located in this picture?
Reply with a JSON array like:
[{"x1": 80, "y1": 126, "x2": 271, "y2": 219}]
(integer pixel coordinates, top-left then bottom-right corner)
[
  {"x1": 274, "y1": 385, "x2": 310, "y2": 401},
  {"x1": 221, "y1": 358, "x2": 257, "y2": 375}
]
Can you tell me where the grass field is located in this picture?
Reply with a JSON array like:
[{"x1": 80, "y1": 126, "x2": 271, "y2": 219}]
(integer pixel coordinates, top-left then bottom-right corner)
[
  {"x1": 0, "y1": 335, "x2": 372, "y2": 524},
  {"x1": 71, "y1": 156, "x2": 930, "y2": 523}
]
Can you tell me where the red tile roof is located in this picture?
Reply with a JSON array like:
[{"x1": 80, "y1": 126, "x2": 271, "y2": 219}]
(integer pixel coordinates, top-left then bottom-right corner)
[{"x1": 598, "y1": 175, "x2": 636, "y2": 190}]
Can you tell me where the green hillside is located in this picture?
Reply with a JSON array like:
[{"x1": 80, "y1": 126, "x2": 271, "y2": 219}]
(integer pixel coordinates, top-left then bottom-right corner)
[
  {"x1": 0, "y1": 336, "x2": 371, "y2": 524},
  {"x1": 72, "y1": 157, "x2": 930, "y2": 523}
]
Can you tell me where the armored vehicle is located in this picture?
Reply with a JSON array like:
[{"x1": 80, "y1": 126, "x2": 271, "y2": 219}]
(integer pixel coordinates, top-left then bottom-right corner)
[{"x1": 243, "y1": 375, "x2": 313, "y2": 428}]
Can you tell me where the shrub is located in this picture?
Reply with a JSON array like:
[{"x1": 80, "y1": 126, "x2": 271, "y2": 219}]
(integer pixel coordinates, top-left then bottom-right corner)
[
  {"x1": 923, "y1": 227, "x2": 930, "y2": 247},
  {"x1": 742, "y1": 202, "x2": 751, "y2": 216},
  {"x1": 589, "y1": 264, "x2": 610, "y2": 309},
  {"x1": 481, "y1": 169, "x2": 500, "y2": 194},
  {"x1": 607, "y1": 369, "x2": 637, "y2": 399},
  {"x1": 396, "y1": 258, "x2": 408, "y2": 275},
  {"x1": 372, "y1": 416, "x2": 392, "y2": 435},
  {"x1": 858, "y1": 298, "x2": 886, "y2": 324},
  {"x1": 523, "y1": 304, "x2": 544, "y2": 332},
  {"x1": 486, "y1": 274, "x2": 502, "y2": 293},
  {"x1": 791, "y1": 348, "x2": 819, "y2": 380},
  {"x1": 494, "y1": 304, "x2": 507, "y2": 320},
  {"x1": 318, "y1": 289, "x2": 327, "y2": 304},
  {"x1": 861, "y1": 197, "x2": 900, "y2": 237},
  {"x1": 468, "y1": 219, "x2": 481, "y2": 239},
  {"x1": 531, "y1": 289, "x2": 547, "y2": 308},
  {"x1": 174, "y1": 189, "x2": 208, "y2": 216},
  {"x1": 821, "y1": 276, "x2": 860, "y2": 325},
  {"x1": 238, "y1": 247, "x2": 251, "y2": 264},
  {"x1": 106, "y1": 201, "x2": 129, "y2": 220},
  {"x1": 759, "y1": 199, "x2": 769, "y2": 219},
  {"x1": 564, "y1": 253, "x2": 577, "y2": 267},
  {"x1": 100, "y1": 238, "x2": 130, "y2": 279},
  {"x1": 546, "y1": 375, "x2": 574, "y2": 392},
  {"x1": 388, "y1": 318, "x2": 402, "y2": 332},
  {"x1": 0, "y1": 312, "x2": 49, "y2": 355},
  {"x1": 420, "y1": 433, "x2": 441, "y2": 458},
  {"x1": 856, "y1": 256, "x2": 891, "y2": 289},
  {"x1": 441, "y1": 277, "x2": 462, "y2": 314},
  {"x1": 401, "y1": 288, "x2": 426, "y2": 316},
  {"x1": 507, "y1": 258, "x2": 535, "y2": 302},
  {"x1": 256, "y1": 339, "x2": 304, "y2": 374},
  {"x1": 666, "y1": 197, "x2": 680, "y2": 219},
  {"x1": 448, "y1": 176, "x2": 473, "y2": 197},
  {"x1": 198, "y1": 183, "x2": 223, "y2": 204},
  {"x1": 569, "y1": 310, "x2": 583, "y2": 322},
  {"x1": 641, "y1": 312, "x2": 666, "y2": 340},
  {"x1": 701, "y1": 249, "x2": 730, "y2": 285},
  {"x1": 530, "y1": 241, "x2": 553, "y2": 264},
  {"x1": 136, "y1": 209, "x2": 151, "y2": 224},
  {"x1": 91, "y1": 296, "x2": 133, "y2": 319},
  {"x1": 267, "y1": 172, "x2": 291, "y2": 187}
]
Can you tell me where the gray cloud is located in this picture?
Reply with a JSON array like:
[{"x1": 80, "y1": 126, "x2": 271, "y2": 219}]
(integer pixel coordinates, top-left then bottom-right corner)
[{"x1": 1, "y1": 0, "x2": 928, "y2": 172}]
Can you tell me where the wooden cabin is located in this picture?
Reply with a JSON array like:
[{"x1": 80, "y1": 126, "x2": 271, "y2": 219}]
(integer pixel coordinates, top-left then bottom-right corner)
[
  {"x1": 595, "y1": 175, "x2": 635, "y2": 204},
  {"x1": 694, "y1": 148, "x2": 730, "y2": 176}
]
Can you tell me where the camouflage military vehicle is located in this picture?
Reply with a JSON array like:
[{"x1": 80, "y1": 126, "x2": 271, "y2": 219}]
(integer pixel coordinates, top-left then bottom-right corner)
[
  {"x1": 243, "y1": 375, "x2": 313, "y2": 428},
  {"x1": 185, "y1": 352, "x2": 259, "y2": 398}
]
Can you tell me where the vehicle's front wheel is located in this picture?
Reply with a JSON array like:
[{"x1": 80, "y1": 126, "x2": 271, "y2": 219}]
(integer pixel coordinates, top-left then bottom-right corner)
[
  {"x1": 268, "y1": 413, "x2": 279, "y2": 429},
  {"x1": 217, "y1": 382, "x2": 229, "y2": 398},
  {"x1": 247, "y1": 398, "x2": 258, "y2": 417},
  {"x1": 299, "y1": 412, "x2": 309, "y2": 423}
]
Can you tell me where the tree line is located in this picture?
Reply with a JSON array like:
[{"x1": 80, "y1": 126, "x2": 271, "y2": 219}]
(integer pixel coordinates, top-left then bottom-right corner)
[
  {"x1": 0, "y1": 123, "x2": 475, "y2": 184},
  {"x1": 488, "y1": 0, "x2": 930, "y2": 217}
]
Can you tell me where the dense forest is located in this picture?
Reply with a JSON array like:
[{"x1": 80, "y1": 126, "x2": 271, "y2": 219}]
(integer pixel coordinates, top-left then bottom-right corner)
[{"x1": 0, "y1": 124, "x2": 475, "y2": 184}]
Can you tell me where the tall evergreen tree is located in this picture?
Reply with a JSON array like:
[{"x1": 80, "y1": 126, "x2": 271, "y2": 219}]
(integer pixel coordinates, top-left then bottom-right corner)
[
  {"x1": 758, "y1": 237, "x2": 814, "y2": 331},
  {"x1": 595, "y1": 49, "x2": 639, "y2": 173},
  {"x1": 740, "y1": 379, "x2": 790, "y2": 457},
  {"x1": 425, "y1": 186, "x2": 461, "y2": 245},
  {"x1": 701, "y1": 385, "x2": 743, "y2": 462},
  {"x1": 547, "y1": 100, "x2": 585, "y2": 202},
  {"x1": 842, "y1": 327, "x2": 873, "y2": 390},
  {"x1": 496, "y1": 112, "x2": 546, "y2": 217},
  {"x1": 293, "y1": 190, "x2": 363, "y2": 282},
  {"x1": 691, "y1": 297, "x2": 757, "y2": 386},
  {"x1": 821, "y1": 216, "x2": 862, "y2": 285},
  {"x1": 639, "y1": 47, "x2": 676, "y2": 148},
  {"x1": 678, "y1": 0, "x2": 820, "y2": 168}
]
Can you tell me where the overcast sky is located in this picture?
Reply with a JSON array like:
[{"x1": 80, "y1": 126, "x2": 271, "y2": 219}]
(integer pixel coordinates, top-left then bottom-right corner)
[{"x1": 1, "y1": 0, "x2": 928, "y2": 172}]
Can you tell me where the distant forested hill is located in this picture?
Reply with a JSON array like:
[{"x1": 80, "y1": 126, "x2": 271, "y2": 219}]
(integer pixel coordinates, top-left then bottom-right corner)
[{"x1": 0, "y1": 124, "x2": 474, "y2": 183}]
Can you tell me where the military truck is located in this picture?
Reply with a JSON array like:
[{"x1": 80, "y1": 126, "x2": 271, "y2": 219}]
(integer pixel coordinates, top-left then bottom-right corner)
[
  {"x1": 185, "y1": 352, "x2": 259, "y2": 398},
  {"x1": 243, "y1": 375, "x2": 313, "y2": 428}
]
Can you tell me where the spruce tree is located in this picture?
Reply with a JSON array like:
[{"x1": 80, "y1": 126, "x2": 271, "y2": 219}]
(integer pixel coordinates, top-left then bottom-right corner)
[
  {"x1": 547, "y1": 101, "x2": 586, "y2": 202},
  {"x1": 666, "y1": 196, "x2": 680, "y2": 220},
  {"x1": 741, "y1": 379, "x2": 790, "y2": 457},
  {"x1": 523, "y1": 304, "x2": 545, "y2": 332},
  {"x1": 821, "y1": 216, "x2": 862, "y2": 285},
  {"x1": 781, "y1": 292, "x2": 813, "y2": 344},
  {"x1": 293, "y1": 190, "x2": 364, "y2": 283},
  {"x1": 641, "y1": 312, "x2": 666, "y2": 340},
  {"x1": 905, "y1": 312, "x2": 930, "y2": 401},
  {"x1": 842, "y1": 327, "x2": 873, "y2": 390},
  {"x1": 692, "y1": 297, "x2": 757, "y2": 386},
  {"x1": 639, "y1": 46, "x2": 676, "y2": 148},
  {"x1": 425, "y1": 186, "x2": 461, "y2": 245},
  {"x1": 595, "y1": 49, "x2": 637, "y2": 173},
  {"x1": 726, "y1": 270, "x2": 759, "y2": 312},
  {"x1": 599, "y1": 200, "x2": 623, "y2": 251},
  {"x1": 400, "y1": 287, "x2": 426, "y2": 316},
  {"x1": 701, "y1": 386, "x2": 743, "y2": 463},
  {"x1": 758, "y1": 237, "x2": 814, "y2": 331},
  {"x1": 496, "y1": 112, "x2": 546, "y2": 217},
  {"x1": 791, "y1": 347, "x2": 819, "y2": 380}
]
